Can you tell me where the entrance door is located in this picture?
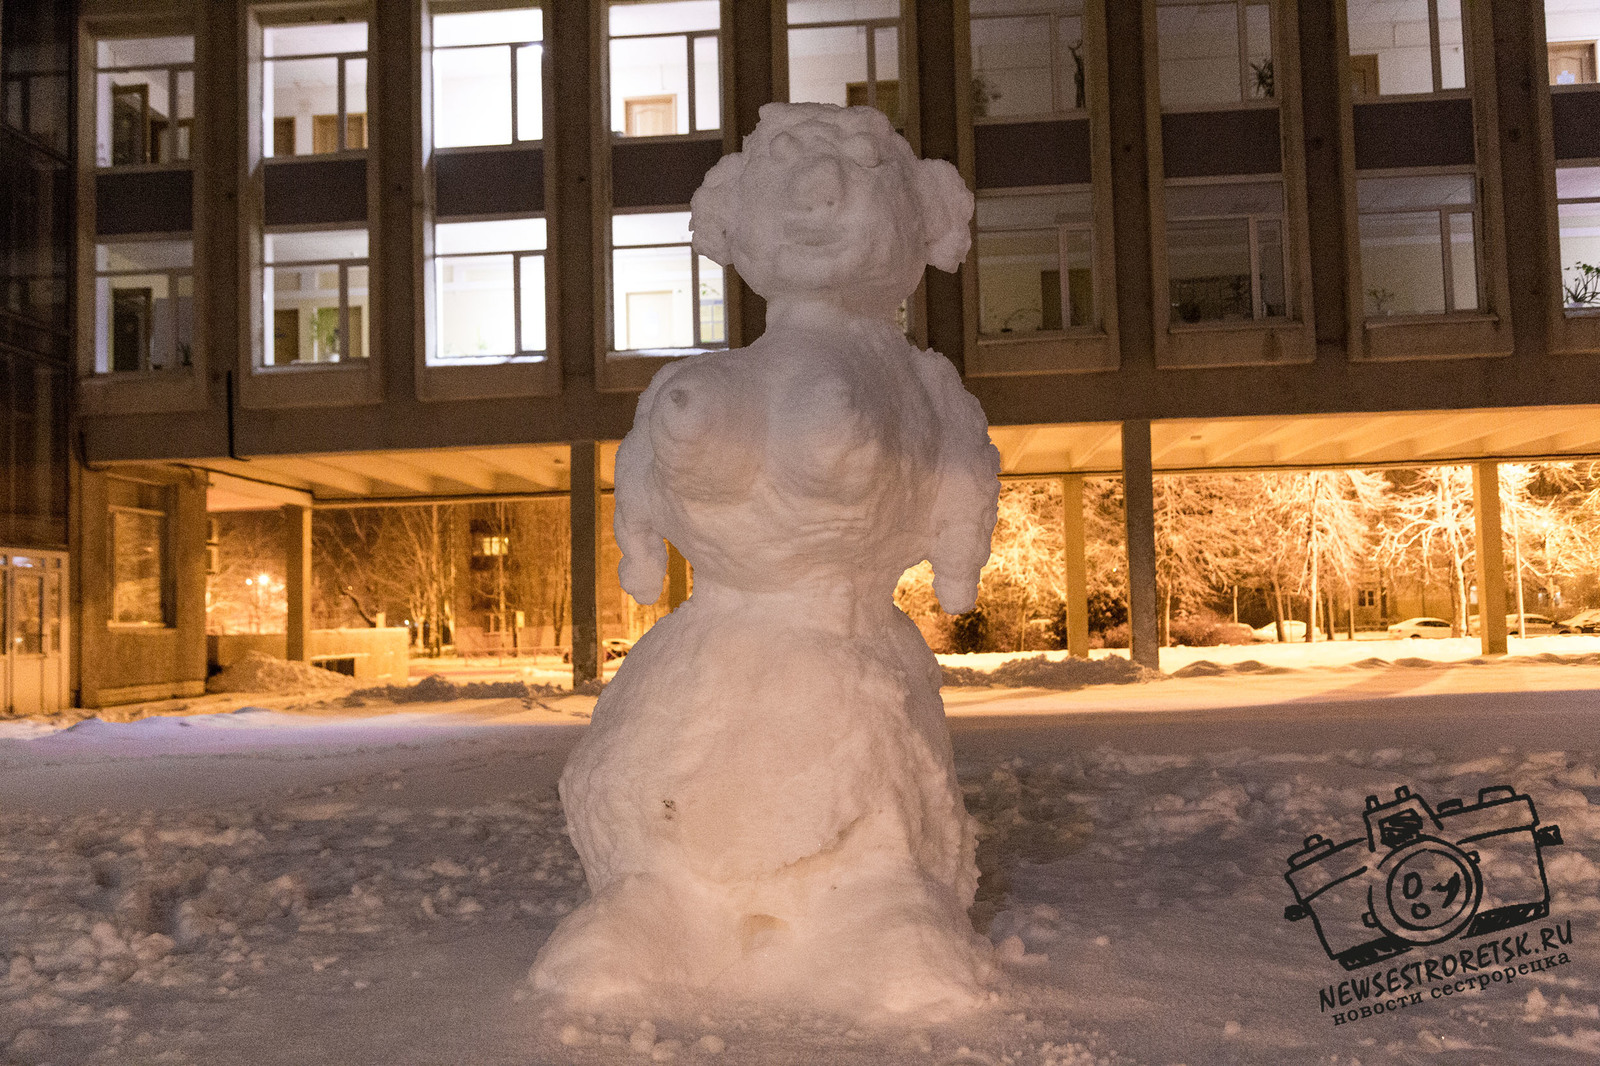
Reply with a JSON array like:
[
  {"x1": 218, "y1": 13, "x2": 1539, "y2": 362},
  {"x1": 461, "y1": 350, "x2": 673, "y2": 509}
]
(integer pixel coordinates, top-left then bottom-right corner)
[{"x1": 3, "y1": 551, "x2": 68, "y2": 715}]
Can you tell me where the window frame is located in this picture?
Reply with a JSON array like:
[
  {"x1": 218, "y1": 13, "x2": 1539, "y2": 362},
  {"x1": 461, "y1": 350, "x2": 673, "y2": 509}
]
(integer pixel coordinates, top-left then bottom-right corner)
[
  {"x1": 430, "y1": 6, "x2": 544, "y2": 149},
  {"x1": 259, "y1": 21, "x2": 371, "y2": 159},
  {"x1": 1164, "y1": 176, "x2": 1291, "y2": 323},
  {"x1": 105, "y1": 478, "x2": 174, "y2": 630},
  {"x1": 784, "y1": 2, "x2": 911, "y2": 139},
  {"x1": 1354, "y1": 168, "x2": 1482, "y2": 320},
  {"x1": 91, "y1": 36, "x2": 196, "y2": 169},
  {"x1": 431, "y1": 215, "x2": 550, "y2": 363},
  {"x1": 606, "y1": 6, "x2": 720, "y2": 140},
  {"x1": 607, "y1": 207, "x2": 728, "y2": 356},
  {"x1": 969, "y1": 5, "x2": 1088, "y2": 123},
  {"x1": 1553, "y1": 162, "x2": 1600, "y2": 315},
  {"x1": 260, "y1": 227, "x2": 371, "y2": 368},
  {"x1": 1344, "y1": 0, "x2": 1471, "y2": 101},
  {"x1": 973, "y1": 185, "x2": 1098, "y2": 338},
  {"x1": 1154, "y1": 0, "x2": 1279, "y2": 114},
  {"x1": 92, "y1": 239, "x2": 195, "y2": 374}
]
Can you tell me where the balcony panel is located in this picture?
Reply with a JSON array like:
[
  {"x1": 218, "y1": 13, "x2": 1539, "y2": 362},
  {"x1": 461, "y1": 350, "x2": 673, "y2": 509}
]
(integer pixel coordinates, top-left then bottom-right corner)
[
  {"x1": 435, "y1": 145, "x2": 545, "y2": 218},
  {"x1": 1162, "y1": 109, "x2": 1281, "y2": 179},
  {"x1": 974, "y1": 119, "x2": 1091, "y2": 189},
  {"x1": 612, "y1": 137, "x2": 724, "y2": 209},
  {"x1": 1353, "y1": 99, "x2": 1474, "y2": 171},
  {"x1": 1553, "y1": 89, "x2": 1600, "y2": 161},
  {"x1": 263, "y1": 158, "x2": 368, "y2": 227},
  {"x1": 95, "y1": 170, "x2": 193, "y2": 235}
]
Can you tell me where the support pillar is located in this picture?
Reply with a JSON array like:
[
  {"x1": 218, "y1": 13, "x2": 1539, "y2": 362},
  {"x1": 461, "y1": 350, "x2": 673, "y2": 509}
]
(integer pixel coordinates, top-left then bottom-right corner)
[
  {"x1": 1473, "y1": 460, "x2": 1509, "y2": 656},
  {"x1": 1122, "y1": 420, "x2": 1160, "y2": 671},
  {"x1": 570, "y1": 441, "x2": 602, "y2": 684},
  {"x1": 1060, "y1": 474, "x2": 1090, "y2": 658},
  {"x1": 666, "y1": 543, "x2": 689, "y2": 610},
  {"x1": 283, "y1": 504, "x2": 312, "y2": 662}
]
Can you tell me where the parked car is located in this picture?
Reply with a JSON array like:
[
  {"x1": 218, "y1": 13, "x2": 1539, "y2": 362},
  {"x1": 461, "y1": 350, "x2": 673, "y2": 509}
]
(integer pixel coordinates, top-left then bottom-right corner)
[
  {"x1": 561, "y1": 638, "x2": 635, "y2": 664},
  {"x1": 1251, "y1": 620, "x2": 1325, "y2": 642},
  {"x1": 1505, "y1": 613, "x2": 1575, "y2": 635},
  {"x1": 1561, "y1": 608, "x2": 1600, "y2": 634},
  {"x1": 1388, "y1": 617, "x2": 1454, "y2": 639}
]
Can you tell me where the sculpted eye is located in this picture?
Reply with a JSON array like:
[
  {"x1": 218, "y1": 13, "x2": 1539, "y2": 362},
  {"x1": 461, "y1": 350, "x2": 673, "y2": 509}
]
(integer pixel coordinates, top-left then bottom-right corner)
[
  {"x1": 841, "y1": 134, "x2": 880, "y2": 168},
  {"x1": 770, "y1": 131, "x2": 803, "y2": 163}
]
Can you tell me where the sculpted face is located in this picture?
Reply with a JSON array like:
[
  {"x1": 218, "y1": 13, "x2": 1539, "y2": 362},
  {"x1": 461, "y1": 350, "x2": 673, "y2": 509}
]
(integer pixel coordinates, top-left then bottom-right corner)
[{"x1": 690, "y1": 103, "x2": 973, "y2": 319}]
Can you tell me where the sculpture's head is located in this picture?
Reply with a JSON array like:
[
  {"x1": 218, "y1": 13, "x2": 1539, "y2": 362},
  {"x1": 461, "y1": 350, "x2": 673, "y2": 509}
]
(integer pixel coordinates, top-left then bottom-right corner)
[{"x1": 690, "y1": 102, "x2": 973, "y2": 319}]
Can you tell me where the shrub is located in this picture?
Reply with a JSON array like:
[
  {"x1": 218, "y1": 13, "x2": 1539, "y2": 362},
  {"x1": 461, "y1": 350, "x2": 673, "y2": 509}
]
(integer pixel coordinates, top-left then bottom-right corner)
[
  {"x1": 949, "y1": 608, "x2": 989, "y2": 654},
  {"x1": 1096, "y1": 622, "x2": 1130, "y2": 648}
]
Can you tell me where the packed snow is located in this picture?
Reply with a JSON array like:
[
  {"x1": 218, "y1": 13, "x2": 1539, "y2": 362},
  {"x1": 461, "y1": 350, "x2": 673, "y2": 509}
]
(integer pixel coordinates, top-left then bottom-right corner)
[
  {"x1": 3, "y1": 656, "x2": 1598, "y2": 1065},
  {"x1": 535, "y1": 102, "x2": 1001, "y2": 1017},
  {"x1": 206, "y1": 651, "x2": 355, "y2": 696}
]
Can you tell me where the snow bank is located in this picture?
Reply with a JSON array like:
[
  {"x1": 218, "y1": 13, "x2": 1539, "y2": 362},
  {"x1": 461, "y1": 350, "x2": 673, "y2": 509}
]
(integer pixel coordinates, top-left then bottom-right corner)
[
  {"x1": 942, "y1": 654, "x2": 1161, "y2": 690},
  {"x1": 205, "y1": 652, "x2": 354, "y2": 695},
  {"x1": 348, "y1": 674, "x2": 567, "y2": 705}
]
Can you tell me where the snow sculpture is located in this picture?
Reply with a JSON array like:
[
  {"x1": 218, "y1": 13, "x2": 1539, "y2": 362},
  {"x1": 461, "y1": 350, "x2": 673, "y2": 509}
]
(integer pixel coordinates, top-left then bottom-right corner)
[{"x1": 531, "y1": 103, "x2": 1001, "y2": 1019}]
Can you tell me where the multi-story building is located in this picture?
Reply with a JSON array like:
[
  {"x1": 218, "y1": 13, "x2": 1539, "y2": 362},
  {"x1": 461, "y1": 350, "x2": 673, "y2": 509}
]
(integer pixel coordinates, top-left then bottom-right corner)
[{"x1": 18, "y1": 0, "x2": 1600, "y2": 708}]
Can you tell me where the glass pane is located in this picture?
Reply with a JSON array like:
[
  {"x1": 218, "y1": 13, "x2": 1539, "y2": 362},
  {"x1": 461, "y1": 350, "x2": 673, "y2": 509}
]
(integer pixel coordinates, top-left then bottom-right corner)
[
  {"x1": 1245, "y1": 4, "x2": 1273, "y2": 99},
  {"x1": 517, "y1": 43, "x2": 544, "y2": 140},
  {"x1": 347, "y1": 265, "x2": 370, "y2": 360},
  {"x1": 267, "y1": 56, "x2": 337, "y2": 157},
  {"x1": 873, "y1": 26, "x2": 901, "y2": 124},
  {"x1": 788, "y1": 25, "x2": 868, "y2": 107},
  {"x1": 112, "y1": 509, "x2": 165, "y2": 625},
  {"x1": 263, "y1": 23, "x2": 368, "y2": 58},
  {"x1": 98, "y1": 69, "x2": 187, "y2": 166},
  {"x1": 434, "y1": 8, "x2": 542, "y2": 47},
  {"x1": 972, "y1": 17, "x2": 1055, "y2": 118},
  {"x1": 1168, "y1": 217, "x2": 1253, "y2": 322},
  {"x1": 13, "y1": 573, "x2": 43, "y2": 653},
  {"x1": 1356, "y1": 174, "x2": 1474, "y2": 212},
  {"x1": 437, "y1": 218, "x2": 547, "y2": 255},
  {"x1": 265, "y1": 229, "x2": 368, "y2": 263},
  {"x1": 1558, "y1": 200, "x2": 1600, "y2": 308},
  {"x1": 346, "y1": 58, "x2": 368, "y2": 143},
  {"x1": 1359, "y1": 211, "x2": 1446, "y2": 315},
  {"x1": 1157, "y1": 2, "x2": 1242, "y2": 109},
  {"x1": 614, "y1": 245, "x2": 694, "y2": 349},
  {"x1": 788, "y1": 0, "x2": 898, "y2": 24},
  {"x1": 1166, "y1": 180, "x2": 1283, "y2": 218},
  {"x1": 267, "y1": 267, "x2": 335, "y2": 364},
  {"x1": 98, "y1": 36, "x2": 194, "y2": 67},
  {"x1": 1256, "y1": 217, "x2": 1286, "y2": 316},
  {"x1": 1347, "y1": 0, "x2": 1434, "y2": 96},
  {"x1": 697, "y1": 256, "x2": 726, "y2": 344},
  {"x1": 1557, "y1": 165, "x2": 1600, "y2": 200},
  {"x1": 520, "y1": 254, "x2": 547, "y2": 351},
  {"x1": 611, "y1": 35, "x2": 689, "y2": 135},
  {"x1": 1062, "y1": 226, "x2": 1094, "y2": 326},
  {"x1": 97, "y1": 240, "x2": 192, "y2": 271},
  {"x1": 435, "y1": 45, "x2": 512, "y2": 147},
  {"x1": 175, "y1": 274, "x2": 194, "y2": 368},
  {"x1": 694, "y1": 35, "x2": 720, "y2": 131},
  {"x1": 175, "y1": 70, "x2": 194, "y2": 161},
  {"x1": 438, "y1": 254, "x2": 515, "y2": 357},
  {"x1": 977, "y1": 189, "x2": 1093, "y2": 229},
  {"x1": 98, "y1": 275, "x2": 162, "y2": 372},
  {"x1": 978, "y1": 228, "x2": 1060, "y2": 333},
  {"x1": 614, "y1": 211, "x2": 692, "y2": 246},
  {"x1": 1448, "y1": 211, "x2": 1478, "y2": 311},
  {"x1": 1437, "y1": 0, "x2": 1465, "y2": 90},
  {"x1": 611, "y1": 1, "x2": 720, "y2": 35},
  {"x1": 1547, "y1": 3, "x2": 1600, "y2": 85}
]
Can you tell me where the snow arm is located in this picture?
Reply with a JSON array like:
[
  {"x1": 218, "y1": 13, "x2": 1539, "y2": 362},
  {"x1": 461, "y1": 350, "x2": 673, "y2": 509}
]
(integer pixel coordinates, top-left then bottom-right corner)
[
  {"x1": 613, "y1": 377, "x2": 671, "y2": 605},
  {"x1": 916, "y1": 351, "x2": 1001, "y2": 615}
]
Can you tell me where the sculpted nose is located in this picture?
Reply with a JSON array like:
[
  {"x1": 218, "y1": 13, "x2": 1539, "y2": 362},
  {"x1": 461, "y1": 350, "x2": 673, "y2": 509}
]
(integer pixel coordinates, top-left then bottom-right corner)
[{"x1": 790, "y1": 156, "x2": 844, "y2": 214}]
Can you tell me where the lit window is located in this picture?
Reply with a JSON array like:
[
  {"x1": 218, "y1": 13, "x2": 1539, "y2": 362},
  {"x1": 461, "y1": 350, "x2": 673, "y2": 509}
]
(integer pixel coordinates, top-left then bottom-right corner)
[
  {"x1": 976, "y1": 190, "x2": 1094, "y2": 334},
  {"x1": 94, "y1": 36, "x2": 194, "y2": 166},
  {"x1": 608, "y1": 1, "x2": 720, "y2": 137},
  {"x1": 94, "y1": 240, "x2": 194, "y2": 373},
  {"x1": 1547, "y1": 2, "x2": 1600, "y2": 84},
  {"x1": 1166, "y1": 180, "x2": 1286, "y2": 323},
  {"x1": 478, "y1": 535, "x2": 510, "y2": 556},
  {"x1": 788, "y1": 0, "x2": 902, "y2": 127},
  {"x1": 1357, "y1": 174, "x2": 1478, "y2": 316},
  {"x1": 262, "y1": 22, "x2": 368, "y2": 157},
  {"x1": 262, "y1": 229, "x2": 369, "y2": 365},
  {"x1": 970, "y1": 1, "x2": 1084, "y2": 119},
  {"x1": 433, "y1": 7, "x2": 543, "y2": 147},
  {"x1": 612, "y1": 211, "x2": 725, "y2": 352},
  {"x1": 1358, "y1": 588, "x2": 1377, "y2": 607},
  {"x1": 1556, "y1": 167, "x2": 1600, "y2": 309},
  {"x1": 1156, "y1": 0, "x2": 1273, "y2": 111},
  {"x1": 435, "y1": 218, "x2": 547, "y2": 360},
  {"x1": 108, "y1": 479, "x2": 171, "y2": 627},
  {"x1": 1346, "y1": 0, "x2": 1465, "y2": 98}
]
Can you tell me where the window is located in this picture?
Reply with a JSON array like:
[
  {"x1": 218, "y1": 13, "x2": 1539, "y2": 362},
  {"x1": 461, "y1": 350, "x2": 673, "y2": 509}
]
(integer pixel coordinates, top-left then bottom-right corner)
[
  {"x1": 1547, "y1": 1, "x2": 1600, "y2": 85},
  {"x1": 609, "y1": 2, "x2": 720, "y2": 137},
  {"x1": 1357, "y1": 588, "x2": 1377, "y2": 607},
  {"x1": 612, "y1": 212, "x2": 725, "y2": 352},
  {"x1": 970, "y1": 1, "x2": 1084, "y2": 118},
  {"x1": 1357, "y1": 174, "x2": 1478, "y2": 316},
  {"x1": 262, "y1": 229, "x2": 369, "y2": 365},
  {"x1": 788, "y1": 0, "x2": 902, "y2": 127},
  {"x1": 1156, "y1": 0, "x2": 1273, "y2": 110},
  {"x1": 94, "y1": 36, "x2": 194, "y2": 166},
  {"x1": 433, "y1": 7, "x2": 542, "y2": 147},
  {"x1": 262, "y1": 21, "x2": 368, "y2": 157},
  {"x1": 435, "y1": 218, "x2": 547, "y2": 360},
  {"x1": 976, "y1": 190, "x2": 1094, "y2": 334},
  {"x1": 1166, "y1": 180, "x2": 1286, "y2": 322},
  {"x1": 93, "y1": 240, "x2": 193, "y2": 373},
  {"x1": 107, "y1": 479, "x2": 171, "y2": 627},
  {"x1": 1557, "y1": 167, "x2": 1600, "y2": 309},
  {"x1": 1, "y1": 0, "x2": 70, "y2": 154},
  {"x1": 1346, "y1": 0, "x2": 1465, "y2": 98}
]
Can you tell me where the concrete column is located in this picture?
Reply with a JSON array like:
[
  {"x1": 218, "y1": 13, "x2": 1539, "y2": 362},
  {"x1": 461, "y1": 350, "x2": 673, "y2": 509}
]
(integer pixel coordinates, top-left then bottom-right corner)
[
  {"x1": 726, "y1": 0, "x2": 775, "y2": 345},
  {"x1": 1060, "y1": 474, "x2": 1090, "y2": 658},
  {"x1": 570, "y1": 441, "x2": 602, "y2": 684},
  {"x1": 1473, "y1": 460, "x2": 1509, "y2": 656},
  {"x1": 283, "y1": 504, "x2": 312, "y2": 662},
  {"x1": 373, "y1": 0, "x2": 423, "y2": 403},
  {"x1": 551, "y1": 0, "x2": 598, "y2": 391},
  {"x1": 1122, "y1": 420, "x2": 1160, "y2": 670},
  {"x1": 666, "y1": 543, "x2": 690, "y2": 610},
  {"x1": 916, "y1": 0, "x2": 964, "y2": 368}
]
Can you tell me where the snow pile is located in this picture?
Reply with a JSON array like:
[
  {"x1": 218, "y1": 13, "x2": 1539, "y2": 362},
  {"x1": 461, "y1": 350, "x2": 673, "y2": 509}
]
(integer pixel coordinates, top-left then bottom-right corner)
[
  {"x1": 348, "y1": 674, "x2": 565, "y2": 705},
  {"x1": 205, "y1": 652, "x2": 354, "y2": 695},
  {"x1": 943, "y1": 654, "x2": 1162, "y2": 690},
  {"x1": 533, "y1": 103, "x2": 1000, "y2": 1020}
]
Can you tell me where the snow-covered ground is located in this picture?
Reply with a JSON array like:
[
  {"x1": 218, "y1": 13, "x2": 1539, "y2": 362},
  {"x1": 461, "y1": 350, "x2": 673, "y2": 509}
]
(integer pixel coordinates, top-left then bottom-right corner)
[{"x1": 3, "y1": 659, "x2": 1598, "y2": 1065}]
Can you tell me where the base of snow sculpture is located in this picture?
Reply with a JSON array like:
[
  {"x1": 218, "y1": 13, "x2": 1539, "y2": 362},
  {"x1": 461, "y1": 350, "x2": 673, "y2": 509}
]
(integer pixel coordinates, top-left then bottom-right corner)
[{"x1": 531, "y1": 103, "x2": 1001, "y2": 1020}]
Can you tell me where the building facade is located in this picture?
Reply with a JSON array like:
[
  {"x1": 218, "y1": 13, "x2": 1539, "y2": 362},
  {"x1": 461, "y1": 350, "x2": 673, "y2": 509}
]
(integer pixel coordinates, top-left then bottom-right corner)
[{"x1": 20, "y1": 0, "x2": 1600, "y2": 705}]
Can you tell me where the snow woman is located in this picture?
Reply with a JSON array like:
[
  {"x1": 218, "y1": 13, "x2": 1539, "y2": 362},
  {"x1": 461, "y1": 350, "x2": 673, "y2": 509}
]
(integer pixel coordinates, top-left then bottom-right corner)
[{"x1": 530, "y1": 102, "x2": 1002, "y2": 1020}]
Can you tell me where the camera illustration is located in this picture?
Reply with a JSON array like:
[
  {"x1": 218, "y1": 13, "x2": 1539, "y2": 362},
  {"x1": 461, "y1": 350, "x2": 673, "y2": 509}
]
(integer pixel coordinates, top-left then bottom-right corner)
[{"x1": 1283, "y1": 785, "x2": 1564, "y2": 970}]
